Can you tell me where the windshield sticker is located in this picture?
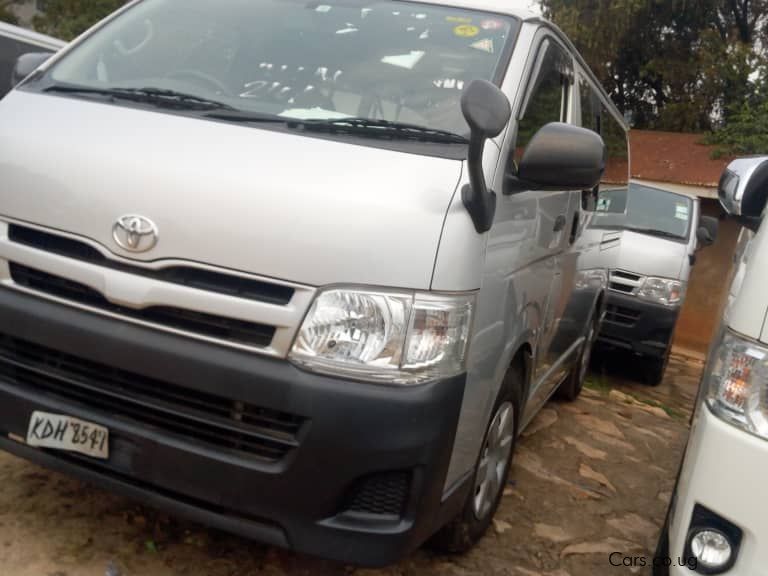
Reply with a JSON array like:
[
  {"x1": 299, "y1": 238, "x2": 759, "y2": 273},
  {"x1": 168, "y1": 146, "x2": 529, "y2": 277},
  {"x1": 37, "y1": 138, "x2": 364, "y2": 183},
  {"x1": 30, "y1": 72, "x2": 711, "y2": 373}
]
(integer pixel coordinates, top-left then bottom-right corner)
[
  {"x1": 675, "y1": 204, "x2": 690, "y2": 221},
  {"x1": 480, "y1": 19, "x2": 505, "y2": 30},
  {"x1": 446, "y1": 16, "x2": 472, "y2": 23},
  {"x1": 419, "y1": 29, "x2": 430, "y2": 40},
  {"x1": 433, "y1": 78, "x2": 466, "y2": 90},
  {"x1": 470, "y1": 38, "x2": 495, "y2": 53},
  {"x1": 315, "y1": 4, "x2": 331, "y2": 13},
  {"x1": 597, "y1": 198, "x2": 612, "y2": 212},
  {"x1": 381, "y1": 50, "x2": 426, "y2": 69},
  {"x1": 454, "y1": 24, "x2": 480, "y2": 38},
  {"x1": 336, "y1": 27, "x2": 358, "y2": 34}
]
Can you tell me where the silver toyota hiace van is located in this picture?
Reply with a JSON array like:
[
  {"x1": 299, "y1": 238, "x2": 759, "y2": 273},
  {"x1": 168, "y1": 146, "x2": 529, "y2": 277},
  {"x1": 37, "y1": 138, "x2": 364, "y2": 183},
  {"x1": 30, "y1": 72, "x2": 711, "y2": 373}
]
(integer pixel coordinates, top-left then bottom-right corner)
[{"x1": 0, "y1": 0, "x2": 628, "y2": 565}]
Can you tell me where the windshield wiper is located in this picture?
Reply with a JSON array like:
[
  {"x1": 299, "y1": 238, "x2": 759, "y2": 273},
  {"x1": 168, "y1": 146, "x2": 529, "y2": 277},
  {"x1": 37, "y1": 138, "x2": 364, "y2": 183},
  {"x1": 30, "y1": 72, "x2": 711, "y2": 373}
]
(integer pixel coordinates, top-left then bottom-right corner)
[
  {"x1": 626, "y1": 227, "x2": 685, "y2": 240},
  {"x1": 203, "y1": 110, "x2": 288, "y2": 124},
  {"x1": 288, "y1": 117, "x2": 470, "y2": 144},
  {"x1": 44, "y1": 84, "x2": 238, "y2": 111}
]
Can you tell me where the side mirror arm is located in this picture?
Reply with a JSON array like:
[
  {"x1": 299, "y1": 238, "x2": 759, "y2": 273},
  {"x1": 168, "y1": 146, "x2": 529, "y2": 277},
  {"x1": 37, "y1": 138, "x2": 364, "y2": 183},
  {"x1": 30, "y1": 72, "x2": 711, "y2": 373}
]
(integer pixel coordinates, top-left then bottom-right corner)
[
  {"x1": 462, "y1": 132, "x2": 497, "y2": 234},
  {"x1": 459, "y1": 80, "x2": 511, "y2": 234}
]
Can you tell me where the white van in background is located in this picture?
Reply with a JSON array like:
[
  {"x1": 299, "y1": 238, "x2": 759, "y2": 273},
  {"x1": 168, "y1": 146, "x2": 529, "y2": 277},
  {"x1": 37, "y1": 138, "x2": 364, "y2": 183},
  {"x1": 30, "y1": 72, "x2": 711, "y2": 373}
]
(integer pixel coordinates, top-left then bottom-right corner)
[
  {"x1": 591, "y1": 183, "x2": 718, "y2": 385},
  {"x1": 0, "y1": 21, "x2": 63, "y2": 99},
  {"x1": 656, "y1": 157, "x2": 768, "y2": 575}
]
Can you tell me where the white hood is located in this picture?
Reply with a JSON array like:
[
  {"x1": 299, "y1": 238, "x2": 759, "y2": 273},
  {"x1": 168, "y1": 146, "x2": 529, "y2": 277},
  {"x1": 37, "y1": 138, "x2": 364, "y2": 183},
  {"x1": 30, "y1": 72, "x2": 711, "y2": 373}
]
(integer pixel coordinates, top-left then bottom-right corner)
[
  {"x1": 0, "y1": 92, "x2": 464, "y2": 289},
  {"x1": 613, "y1": 230, "x2": 687, "y2": 280}
]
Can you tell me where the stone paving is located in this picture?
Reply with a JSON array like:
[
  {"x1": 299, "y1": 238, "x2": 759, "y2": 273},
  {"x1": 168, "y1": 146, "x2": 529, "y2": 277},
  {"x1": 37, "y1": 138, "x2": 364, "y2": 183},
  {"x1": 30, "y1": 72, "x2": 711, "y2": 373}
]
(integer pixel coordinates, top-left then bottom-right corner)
[{"x1": 0, "y1": 351, "x2": 703, "y2": 576}]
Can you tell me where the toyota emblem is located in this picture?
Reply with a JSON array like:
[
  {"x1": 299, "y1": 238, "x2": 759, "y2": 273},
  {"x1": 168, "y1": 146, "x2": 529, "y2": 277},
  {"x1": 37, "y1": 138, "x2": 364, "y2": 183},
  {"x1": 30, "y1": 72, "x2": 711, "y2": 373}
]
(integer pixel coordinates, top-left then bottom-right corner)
[{"x1": 112, "y1": 215, "x2": 159, "y2": 253}]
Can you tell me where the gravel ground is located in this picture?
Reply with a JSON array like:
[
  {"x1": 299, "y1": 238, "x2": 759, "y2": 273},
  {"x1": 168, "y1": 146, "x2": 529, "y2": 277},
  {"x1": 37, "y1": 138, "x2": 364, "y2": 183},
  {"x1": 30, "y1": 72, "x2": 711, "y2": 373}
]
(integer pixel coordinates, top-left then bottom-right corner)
[{"x1": 0, "y1": 351, "x2": 702, "y2": 576}]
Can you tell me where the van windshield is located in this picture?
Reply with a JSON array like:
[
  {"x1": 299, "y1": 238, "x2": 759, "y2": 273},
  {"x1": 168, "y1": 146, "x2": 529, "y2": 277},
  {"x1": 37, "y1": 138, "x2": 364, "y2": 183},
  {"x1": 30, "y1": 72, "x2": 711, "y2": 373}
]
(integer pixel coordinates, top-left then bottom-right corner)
[
  {"x1": 591, "y1": 184, "x2": 693, "y2": 241},
  {"x1": 43, "y1": 0, "x2": 519, "y2": 137}
]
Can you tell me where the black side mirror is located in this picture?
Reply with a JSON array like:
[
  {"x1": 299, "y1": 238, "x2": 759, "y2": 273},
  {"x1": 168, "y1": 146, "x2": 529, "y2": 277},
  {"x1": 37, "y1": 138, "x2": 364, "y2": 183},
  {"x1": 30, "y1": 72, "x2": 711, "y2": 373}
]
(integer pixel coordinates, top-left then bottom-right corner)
[
  {"x1": 460, "y1": 79, "x2": 511, "y2": 233},
  {"x1": 506, "y1": 123, "x2": 606, "y2": 194},
  {"x1": 696, "y1": 215, "x2": 719, "y2": 248},
  {"x1": 11, "y1": 52, "x2": 53, "y2": 88}
]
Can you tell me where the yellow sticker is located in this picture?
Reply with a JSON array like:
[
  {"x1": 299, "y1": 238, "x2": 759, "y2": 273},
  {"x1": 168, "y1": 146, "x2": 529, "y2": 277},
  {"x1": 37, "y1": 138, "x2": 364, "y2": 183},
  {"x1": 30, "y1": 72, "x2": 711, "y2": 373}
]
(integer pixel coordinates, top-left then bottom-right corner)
[
  {"x1": 454, "y1": 24, "x2": 479, "y2": 38},
  {"x1": 446, "y1": 16, "x2": 472, "y2": 23}
]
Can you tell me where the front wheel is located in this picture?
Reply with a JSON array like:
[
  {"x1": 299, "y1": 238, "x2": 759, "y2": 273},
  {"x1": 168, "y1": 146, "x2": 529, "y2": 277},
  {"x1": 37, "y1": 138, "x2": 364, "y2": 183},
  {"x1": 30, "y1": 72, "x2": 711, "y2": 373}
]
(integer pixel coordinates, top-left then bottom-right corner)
[
  {"x1": 644, "y1": 346, "x2": 671, "y2": 387},
  {"x1": 430, "y1": 366, "x2": 522, "y2": 554}
]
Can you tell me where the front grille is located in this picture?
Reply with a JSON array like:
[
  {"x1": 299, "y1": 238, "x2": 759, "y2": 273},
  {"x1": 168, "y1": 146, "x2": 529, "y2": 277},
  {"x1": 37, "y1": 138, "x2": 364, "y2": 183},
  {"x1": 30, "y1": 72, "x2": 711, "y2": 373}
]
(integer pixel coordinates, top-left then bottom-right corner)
[
  {"x1": 611, "y1": 270, "x2": 643, "y2": 282},
  {"x1": 343, "y1": 471, "x2": 411, "y2": 518},
  {"x1": 605, "y1": 304, "x2": 642, "y2": 327},
  {"x1": 9, "y1": 263, "x2": 275, "y2": 348},
  {"x1": 0, "y1": 333, "x2": 305, "y2": 462},
  {"x1": 8, "y1": 224, "x2": 294, "y2": 305},
  {"x1": 608, "y1": 282, "x2": 635, "y2": 294}
]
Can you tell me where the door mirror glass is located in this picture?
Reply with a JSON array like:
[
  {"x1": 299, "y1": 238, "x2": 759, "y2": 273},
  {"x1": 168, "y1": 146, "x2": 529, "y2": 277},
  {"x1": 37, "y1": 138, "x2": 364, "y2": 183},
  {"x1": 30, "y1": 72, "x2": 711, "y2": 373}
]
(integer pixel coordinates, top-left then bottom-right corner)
[
  {"x1": 696, "y1": 216, "x2": 719, "y2": 248},
  {"x1": 718, "y1": 157, "x2": 768, "y2": 228},
  {"x1": 506, "y1": 122, "x2": 605, "y2": 193},
  {"x1": 11, "y1": 52, "x2": 52, "y2": 88}
]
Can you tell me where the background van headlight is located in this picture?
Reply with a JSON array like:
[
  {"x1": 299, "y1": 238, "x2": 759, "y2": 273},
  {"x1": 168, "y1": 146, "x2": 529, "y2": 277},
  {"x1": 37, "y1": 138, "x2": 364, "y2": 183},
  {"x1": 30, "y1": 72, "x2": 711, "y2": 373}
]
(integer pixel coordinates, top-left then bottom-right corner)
[
  {"x1": 706, "y1": 329, "x2": 768, "y2": 440},
  {"x1": 289, "y1": 288, "x2": 475, "y2": 385},
  {"x1": 636, "y1": 277, "x2": 684, "y2": 306}
]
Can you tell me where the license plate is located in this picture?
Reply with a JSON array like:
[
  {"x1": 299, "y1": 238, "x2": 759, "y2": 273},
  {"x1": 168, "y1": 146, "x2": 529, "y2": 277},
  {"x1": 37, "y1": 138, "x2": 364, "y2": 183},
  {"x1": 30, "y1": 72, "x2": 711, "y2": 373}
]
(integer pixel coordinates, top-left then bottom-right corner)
[{"x1": 26, "y1": 411, "x2": 109, "y2": 460}]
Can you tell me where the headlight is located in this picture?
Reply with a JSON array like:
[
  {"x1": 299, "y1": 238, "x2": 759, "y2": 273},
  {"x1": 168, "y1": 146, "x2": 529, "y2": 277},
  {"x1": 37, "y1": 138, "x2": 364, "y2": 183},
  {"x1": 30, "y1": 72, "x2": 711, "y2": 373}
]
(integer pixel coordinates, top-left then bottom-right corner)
[
  {"x1": 289, "y1": 288, "x2": 475, "y2": 385},
  {"x1": 636, "y1": 277, "x2": 684, "y2": 306},
  {"x1": 706, "y1": 329, "x2": 768, "y2": 440}
]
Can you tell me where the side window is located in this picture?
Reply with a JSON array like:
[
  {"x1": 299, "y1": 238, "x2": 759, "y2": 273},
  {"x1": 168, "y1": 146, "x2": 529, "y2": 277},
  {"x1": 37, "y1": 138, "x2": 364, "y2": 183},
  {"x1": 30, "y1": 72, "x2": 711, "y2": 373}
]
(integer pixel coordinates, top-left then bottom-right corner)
[
  {"x1": 578, "y1": 76, "x2": 600, "y2": 134},
  {"x1": 601, "y1": 105, "x2": 629, "y2": 188},
  {"x1": 0, "y1": 35, "x2": 24, "y2": 98},
  {"x1": 0, "y1": 36, "x2": 50, "y2": 99},
  {"x1": 514, "y1": 39, "x2": 572, "y2": 163}
]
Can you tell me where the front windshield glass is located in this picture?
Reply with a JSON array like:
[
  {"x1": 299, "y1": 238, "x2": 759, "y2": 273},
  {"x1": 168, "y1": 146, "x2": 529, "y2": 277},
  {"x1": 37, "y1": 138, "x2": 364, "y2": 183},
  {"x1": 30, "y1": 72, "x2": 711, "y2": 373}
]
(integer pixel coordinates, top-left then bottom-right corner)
[
  {"x1": 591, "y1": 184, "x2": 693, "y2": 240},
  {"x1": 45, "y1": 0, "x2": 519, "y2": 136}
]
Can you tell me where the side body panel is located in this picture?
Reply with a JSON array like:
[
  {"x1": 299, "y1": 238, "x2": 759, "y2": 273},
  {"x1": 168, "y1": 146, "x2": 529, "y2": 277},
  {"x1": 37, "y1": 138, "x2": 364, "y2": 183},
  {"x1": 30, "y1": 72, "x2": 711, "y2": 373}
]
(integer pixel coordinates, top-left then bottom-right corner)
[{"x1": 440, "y1": 23, "x2": 603, "y2": 490}]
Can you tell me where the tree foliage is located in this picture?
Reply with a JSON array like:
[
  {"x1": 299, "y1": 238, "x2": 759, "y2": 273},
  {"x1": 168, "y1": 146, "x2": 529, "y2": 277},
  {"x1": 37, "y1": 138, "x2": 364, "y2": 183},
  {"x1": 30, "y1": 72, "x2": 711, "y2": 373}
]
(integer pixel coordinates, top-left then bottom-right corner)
[
  {"x1": 541, "y1": 0, "x2": 768, "y2": 153},
  {"x1": 32, "y1": 0, "x2": 127, "y2": 41}
]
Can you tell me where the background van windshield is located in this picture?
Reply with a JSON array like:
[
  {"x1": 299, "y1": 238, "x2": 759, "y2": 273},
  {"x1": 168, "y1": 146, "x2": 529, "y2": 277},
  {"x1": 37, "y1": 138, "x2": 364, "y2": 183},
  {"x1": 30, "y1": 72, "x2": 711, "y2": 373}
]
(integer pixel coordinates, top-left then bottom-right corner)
[
  {"x1": 592, "y1": 184, "x2": 693, "y2": 240},
  {"x1": 47, "y1": 0, "x2": 518, "y2": 136}
]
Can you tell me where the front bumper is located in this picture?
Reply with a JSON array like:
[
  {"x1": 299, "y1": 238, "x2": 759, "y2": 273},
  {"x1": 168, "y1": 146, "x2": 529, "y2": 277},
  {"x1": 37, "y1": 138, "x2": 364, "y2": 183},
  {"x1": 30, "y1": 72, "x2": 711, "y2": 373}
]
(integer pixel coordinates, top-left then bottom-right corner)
[
  {"x1": 669, "y1": 405, "x2": 768, "y2": 575},
  {"x1": 0, "y1": 287, "x2": 468, "y2": 566},
  {"x1": 597, "y1": 292, "x2": 680, "y2": 358}
]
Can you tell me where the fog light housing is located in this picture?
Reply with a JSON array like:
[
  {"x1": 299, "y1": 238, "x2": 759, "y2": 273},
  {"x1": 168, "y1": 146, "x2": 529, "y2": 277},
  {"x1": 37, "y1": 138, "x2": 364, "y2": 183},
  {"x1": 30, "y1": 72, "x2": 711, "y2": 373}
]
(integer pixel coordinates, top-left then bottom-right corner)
[
  {"x1": 690, "y1": 529, "x2": 732, "y2": 571},
  {"x1": 685, "y1": 505, "x2": 742, "y2": 574}
]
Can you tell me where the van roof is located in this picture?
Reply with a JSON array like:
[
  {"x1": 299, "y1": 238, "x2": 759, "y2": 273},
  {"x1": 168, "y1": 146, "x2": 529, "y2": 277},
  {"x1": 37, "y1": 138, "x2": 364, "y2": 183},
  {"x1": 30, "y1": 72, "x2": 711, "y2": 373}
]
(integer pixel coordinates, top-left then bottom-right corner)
[
  {"x1": 403, "y1": 0, "x2": 539, "y2": 19},
  {"x1": 0, "y1": 21, "x2": 65, "y2": 51}
]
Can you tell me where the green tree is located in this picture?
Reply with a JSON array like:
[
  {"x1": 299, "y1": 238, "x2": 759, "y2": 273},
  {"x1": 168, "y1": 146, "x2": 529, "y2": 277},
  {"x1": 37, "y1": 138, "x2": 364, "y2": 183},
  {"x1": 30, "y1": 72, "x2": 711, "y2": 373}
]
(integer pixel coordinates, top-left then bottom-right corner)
[
  {"x1": 541, "y1": 0, "x2": 768, "y2": 134},
  {"x1": 0, "y1": 0, "x2": 19, "y2": 25},
  {"x1": 704, "y1": 100, "x2": 768, "y2": 157},
  {"x1": 33, "y1": 0, "x2": 127, "y2": 41}
]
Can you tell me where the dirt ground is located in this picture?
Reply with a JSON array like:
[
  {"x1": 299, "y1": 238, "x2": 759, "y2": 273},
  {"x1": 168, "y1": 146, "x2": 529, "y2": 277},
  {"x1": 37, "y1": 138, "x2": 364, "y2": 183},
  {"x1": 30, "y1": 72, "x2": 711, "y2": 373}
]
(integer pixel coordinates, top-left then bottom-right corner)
[{"x1": 0, "y1": 351, "x2": 703, "y2": 576}]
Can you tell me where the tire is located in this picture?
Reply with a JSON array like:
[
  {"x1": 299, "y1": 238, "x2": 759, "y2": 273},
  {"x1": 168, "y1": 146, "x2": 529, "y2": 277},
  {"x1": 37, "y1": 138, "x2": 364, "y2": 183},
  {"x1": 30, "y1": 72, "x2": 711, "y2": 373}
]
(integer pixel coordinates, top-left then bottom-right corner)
[
  {"x1": 644, "y1": 346, "x2": 670, "y2": 387},
  {"x1": 556, "y1": 308, "x2": 598, "y2": 401},
  {"x1": 430, "y1": 364, "x2": 523, "y2": 554},
  {"x1": 653, "y1": 512, "x2": 671, "y2": 576}
]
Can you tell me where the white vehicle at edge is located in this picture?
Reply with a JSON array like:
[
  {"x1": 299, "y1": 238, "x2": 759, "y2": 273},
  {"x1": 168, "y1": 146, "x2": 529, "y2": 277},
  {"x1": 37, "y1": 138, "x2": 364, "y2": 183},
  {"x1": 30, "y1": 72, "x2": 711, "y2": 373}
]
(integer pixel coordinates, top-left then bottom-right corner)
[
  {"x1": 656, "y1": 156, "x2": 768, "y2": 575},
  {"x1": 0, "y1": 0, "x2": 628, "y2": 566}
]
